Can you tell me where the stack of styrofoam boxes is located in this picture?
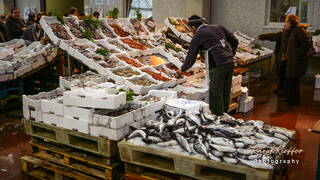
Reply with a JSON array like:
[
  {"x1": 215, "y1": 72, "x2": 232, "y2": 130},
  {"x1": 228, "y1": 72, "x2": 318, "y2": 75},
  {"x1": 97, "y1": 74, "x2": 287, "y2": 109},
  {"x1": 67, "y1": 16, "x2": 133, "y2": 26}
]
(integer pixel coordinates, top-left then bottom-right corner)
[
  {"x1": 62, "y1": 88, "x2": 127, "y2": 134},
  {"x1": 89, "y1": 102, "x2": 152, "y2": 141},
  {"x1": 314, "y1": 74, "x2": 320, "y2": 101},
  {"x1": 59, "y1": 71, "x2": 111, "y2": 91},
  {"x1": 22, "y1": 88, "x2": 64, "y2": 122},
  {"x1": 239, "y1": 87, "x2": 254, "y2": 113},
  {"x1": 138, "y1": 90, "x2": 178, "y2": 119},
  {"x1": 40, "y1": 96, "x2": 64, "y2": 126},
  {"x1": 231, "y1": 75, "x2": 243, "y2": 94}
]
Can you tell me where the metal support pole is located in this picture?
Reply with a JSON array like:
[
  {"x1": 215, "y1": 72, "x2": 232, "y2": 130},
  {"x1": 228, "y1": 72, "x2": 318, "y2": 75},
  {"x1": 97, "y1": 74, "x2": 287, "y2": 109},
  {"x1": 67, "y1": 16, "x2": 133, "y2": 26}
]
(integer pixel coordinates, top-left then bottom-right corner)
[{"x1": 67, "y1": 54, "x2": 71, "y2": 77}]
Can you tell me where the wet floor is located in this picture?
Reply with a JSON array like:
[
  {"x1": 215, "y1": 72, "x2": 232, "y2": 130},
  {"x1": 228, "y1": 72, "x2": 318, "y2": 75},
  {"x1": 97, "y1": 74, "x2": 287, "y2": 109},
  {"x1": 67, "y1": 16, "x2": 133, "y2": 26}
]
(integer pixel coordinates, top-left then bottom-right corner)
[{"x1": 0, "y1": 82, "x2": 319, "y2": 180}]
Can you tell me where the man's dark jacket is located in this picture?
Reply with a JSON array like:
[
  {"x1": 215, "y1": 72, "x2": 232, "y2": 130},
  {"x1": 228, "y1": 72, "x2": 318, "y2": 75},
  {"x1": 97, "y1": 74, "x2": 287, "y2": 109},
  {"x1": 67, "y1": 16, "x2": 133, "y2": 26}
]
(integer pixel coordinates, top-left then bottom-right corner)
[
  {"x1": 181, "y1": 25, "x2": 238, "y2": 72},
  {"x1": 5, "y1": 16, "x2": 25, "y2": 40}
]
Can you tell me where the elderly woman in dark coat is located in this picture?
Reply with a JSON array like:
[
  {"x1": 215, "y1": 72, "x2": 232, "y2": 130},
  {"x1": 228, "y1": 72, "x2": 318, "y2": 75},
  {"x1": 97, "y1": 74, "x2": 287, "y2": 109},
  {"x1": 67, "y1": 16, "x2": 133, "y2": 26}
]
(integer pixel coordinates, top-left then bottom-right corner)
[{"x1": 258, "y1": 15, "x2": 313, "y2": 106}]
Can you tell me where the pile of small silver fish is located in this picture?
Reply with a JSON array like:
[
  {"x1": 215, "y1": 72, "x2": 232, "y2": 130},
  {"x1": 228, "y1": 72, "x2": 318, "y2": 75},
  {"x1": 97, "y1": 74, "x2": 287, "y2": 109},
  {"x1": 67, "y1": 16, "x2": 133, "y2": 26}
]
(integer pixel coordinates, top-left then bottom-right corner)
[{"x1": 126, "y1": 109, "x2": 294, "y2": 170}]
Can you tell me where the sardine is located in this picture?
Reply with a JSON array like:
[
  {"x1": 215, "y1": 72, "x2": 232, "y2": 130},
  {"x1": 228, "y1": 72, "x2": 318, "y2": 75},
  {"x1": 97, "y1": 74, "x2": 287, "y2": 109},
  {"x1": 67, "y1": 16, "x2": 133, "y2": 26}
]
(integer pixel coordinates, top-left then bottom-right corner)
[
  {"x1": 188, "y1": 114, "x2": 201, "y2": 126},
  {"x1": 248, "y1": 154, "x2": 262, "y2": 160},
  {"x1": 212, "y1": 150, "x2": 224, "y2": 157},
  {"x1": 274, "y1": 133, "x2": 289, "y2": 141},
  {"x1": 175, "y1": 133, "x2": 192, "y2": 152},
  {"x1": 235, "y1": 142, "x2": 245, "y2": 148},
  {"x1": 238, "y1": 158, "x2": 273, "y2": 170},
  {"x1": 208, "y1": 153, "x2": 221, "y2": 161},
  {"x1": 210, "y1": 144, "x2": 236, "y2": 153},
  {"x1": 234, "y1": 137, "x2": 256, "y2": 145},
  {"x1": 223, "y1": 157, "x2": 238, "y2": 164},
  {"x1": 193, "y1": 141, "x2": 209, "y2": 158},
  {"x1": 141, "y1": 136, "x2": 163, "y2": 144},
  {"x1": 237, "y1": 148, "x2": 252, "y2": 155},
  {"x1": 246, "y1": 120, "x2": 264, "y2": 129},
  {"x1": 127, "y1": 130, "x2": 147, "y2": 140},
  {"x1": 207, "y1": 137, "x2": 235, "y2": 147}
]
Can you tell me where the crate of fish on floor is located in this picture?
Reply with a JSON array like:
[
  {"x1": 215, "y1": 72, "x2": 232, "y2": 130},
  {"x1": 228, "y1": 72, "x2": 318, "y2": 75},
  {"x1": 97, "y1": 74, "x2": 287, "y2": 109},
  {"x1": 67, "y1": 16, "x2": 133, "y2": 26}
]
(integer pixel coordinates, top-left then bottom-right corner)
[{"x1": 119, "y1": 108, "x2": 295, "y2": 180}]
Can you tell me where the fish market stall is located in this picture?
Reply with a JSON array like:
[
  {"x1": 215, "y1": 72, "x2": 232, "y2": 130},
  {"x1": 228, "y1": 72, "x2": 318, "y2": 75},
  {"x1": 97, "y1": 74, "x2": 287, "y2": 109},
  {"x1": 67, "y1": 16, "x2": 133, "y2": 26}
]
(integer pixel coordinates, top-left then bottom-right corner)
[{"x1": 119, "y1": 108, "x2": 295, "y2": 180}]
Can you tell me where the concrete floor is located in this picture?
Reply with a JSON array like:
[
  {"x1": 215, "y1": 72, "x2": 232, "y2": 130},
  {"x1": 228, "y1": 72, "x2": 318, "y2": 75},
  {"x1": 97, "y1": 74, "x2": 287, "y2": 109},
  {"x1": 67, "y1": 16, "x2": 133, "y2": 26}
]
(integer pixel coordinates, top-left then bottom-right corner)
[{"x1": 0, "y1": 82, "x2": 319, "y2": 180}]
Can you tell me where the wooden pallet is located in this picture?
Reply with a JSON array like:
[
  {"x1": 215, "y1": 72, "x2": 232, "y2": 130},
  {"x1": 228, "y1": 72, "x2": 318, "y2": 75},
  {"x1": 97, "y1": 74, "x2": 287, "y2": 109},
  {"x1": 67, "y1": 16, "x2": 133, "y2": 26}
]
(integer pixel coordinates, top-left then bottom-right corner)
[
  {"x1": 118, "y1": 139, "x2": 292, "y2": 180},
  {"x1": 30, "y1": 137, "x2": 120, "y2": 167},
  {"x1": 125, "y1": 163, "x2": 195, "y2": 180},
  {"x1": 23, "y1": 118, "x2": 118, "y2": 157},
  {"x1": 21, "y1": 155, "x2": 100, "y2": 180}
]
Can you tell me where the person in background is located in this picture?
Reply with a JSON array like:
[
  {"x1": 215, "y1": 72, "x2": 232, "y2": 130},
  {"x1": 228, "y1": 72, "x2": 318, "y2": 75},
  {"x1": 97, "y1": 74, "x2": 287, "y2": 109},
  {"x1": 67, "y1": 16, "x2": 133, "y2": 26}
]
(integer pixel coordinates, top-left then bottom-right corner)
[
  {"x1": 68, "y1": 7, "x2": 79, "y2": 20},
  {"x1": 23, "y1": 14, "x2": 44, "y2": 45},
  {"x1": 258, "y1": 15, "x2": 313, "y2": 106},
  {"x1": 78, "y1": 12, "x2": 85, "y2": 20},
  {"x1": 180, "y1": 15, "x2": 238, "y2": 116},
  {"x1": 93, "y1": 11, "x2": 100, "y2": 20},
  {"x1": 26, "y1": 12, "x2": 36, "y2": 26},
  {"x1": 0, "y1": 15, "x2": 7, "y2": 42},
  {"x1": 5, "y1": 8, "x2": 26, "y2": 40}
]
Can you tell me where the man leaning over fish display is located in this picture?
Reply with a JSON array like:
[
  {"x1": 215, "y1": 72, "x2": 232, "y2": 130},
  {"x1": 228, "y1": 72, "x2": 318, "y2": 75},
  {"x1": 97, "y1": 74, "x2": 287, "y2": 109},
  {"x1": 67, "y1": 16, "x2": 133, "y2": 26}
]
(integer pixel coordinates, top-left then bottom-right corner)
[{"x1": 180, "y1": 15, "x2": 238, "y2": 116}]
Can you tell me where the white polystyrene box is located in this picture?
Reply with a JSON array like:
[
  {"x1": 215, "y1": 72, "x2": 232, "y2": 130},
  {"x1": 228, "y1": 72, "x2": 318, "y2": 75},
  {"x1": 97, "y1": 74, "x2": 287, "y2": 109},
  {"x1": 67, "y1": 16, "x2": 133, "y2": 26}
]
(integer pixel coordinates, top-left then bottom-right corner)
[
  {"x1": 61, "y1": 117, "x2": 90, "y2": 134},
  {"x1": 40, "y1": 99, "x2": 64, "y2": 116},
  {"x1": 125, "y1": 74, "x2": 163, "y2": 95},
  {"x1": 89, "y1": 121, "x2": 141, "y2": 140},
  {"x1": 42, "y1": 113, "x2": 63, "y2": 126},
  {"x1": 315, "y1": 74, "x2": 320, "y2": 89},
  {"x1": 64, "y1": 105, "x2": 94, "y2": 122},
  {"x1": 239, "y1": 96, "x2": 254, "y2": 113},
  {"x1": 63, "y1": 88, "x2": 126, "y2": 109},
  {"x1": 90, "y1": 103, "x2": 150, "y2": 129}
]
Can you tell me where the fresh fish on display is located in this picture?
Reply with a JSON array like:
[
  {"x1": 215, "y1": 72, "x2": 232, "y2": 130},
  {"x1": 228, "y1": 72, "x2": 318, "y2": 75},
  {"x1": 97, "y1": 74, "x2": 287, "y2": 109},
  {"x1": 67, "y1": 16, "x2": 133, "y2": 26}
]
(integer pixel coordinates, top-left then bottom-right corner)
[
  {"x1": 208, "y1": 153, "x2": 221, "y2": 161},
  {"x1": 188, "y1": 114, "x2": 201, "y2": 126},
  {"x1": 237, "y1": 148, "x2": 252, "y2": 155},
  {"x1": 251, "y1": 143, "x2": 269, "y2": 150},
  {"x1": 238, "y1": 158, "x2": 274, "y2": 170},
  {"x1": 270, "y1": 127, "x2": 294, "y2": 138},
  {"x1": 223, "y1": 157, "x2": 238, "y2": 164},
  {"x1": 127, "y1": 130, "x2": 147, "y2": 140},
  {"x1": 212, "y1": 150, "x2": 224, "y2": 157},
  {"x1": 235, "y1": 142, "x2": 245, "y2": 148},
  {"x1": 248, "y1": 154, "x2": 262, "y2": 160},
  {"x1": 246, "y1": 120, "x2": 264, "y2": 129},
  {"x1": 274, "y1": 133, "x2": 289, "y2": 141},
  {"x1": 125, "y1": 108, "x2": 294, "y2": 170},
  {"x1": 175, "y1": 133, "x2": 192, "y2": 153},
  {"x1": 142, "y1": 136, "x2": 163, "y2": 144},
  {"x1": 234, "y1": 137, "x2": 256, "y2": 145},
  {"x1": 207, "y1": 137, "x2": 235, "y2": 148},
  {"x1": 193, "y1": 142, "x2": 209, "y2": 158},
  {"x1": 210, "y1": 144, "x2": 236, "y2": 153}
]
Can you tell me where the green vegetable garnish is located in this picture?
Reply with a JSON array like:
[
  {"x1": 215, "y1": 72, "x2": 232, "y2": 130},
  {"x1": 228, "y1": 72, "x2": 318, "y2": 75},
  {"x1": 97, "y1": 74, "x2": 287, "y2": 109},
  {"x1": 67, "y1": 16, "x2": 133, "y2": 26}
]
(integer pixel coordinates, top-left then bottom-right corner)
[
  {"x1": 83, "y1": 30, "x2": 93, "y2": 41},
  {"x1": 107, "y1": 8, "x2": 119, "y2": 19},
  {"x1": 83, "y1": 15, "x2": 101, "y2": 29},
  {"x1": 119, "y1": 89, "x2": 135, "y2": 101},
  {"x1": 51, "y1": 10, "x2": 64, "y2": 24},
  {"x1": 95, "y1": 48, "x2": 110, "y2": 57},
  {"x1": 136, "y1": 10, "x2": 142, "y2": 21}
]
